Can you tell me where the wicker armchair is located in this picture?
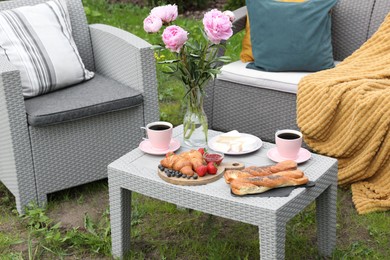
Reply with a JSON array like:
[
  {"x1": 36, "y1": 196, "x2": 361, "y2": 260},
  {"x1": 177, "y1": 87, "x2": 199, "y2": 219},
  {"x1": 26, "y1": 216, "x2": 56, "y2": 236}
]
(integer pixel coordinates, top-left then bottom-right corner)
[
  {"x1": 204, "y1": 0, "x2": 390, "y2": 144},
  {"x1": 0, "y1": 0, "x2": 159, "y2": 213}
]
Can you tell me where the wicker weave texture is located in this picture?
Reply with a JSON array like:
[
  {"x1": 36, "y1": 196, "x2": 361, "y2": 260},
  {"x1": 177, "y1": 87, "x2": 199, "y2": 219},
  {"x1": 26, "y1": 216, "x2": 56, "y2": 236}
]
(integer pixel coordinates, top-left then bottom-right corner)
[
  {"x1": 90, "y1": 24, "x2": 160, "y2": 125},
  {"x1": 31, "y1": 107, "x2": 144, "y2": 203},
  {"x1": 108, "y1": 126, "x2": 338, "y2": 259},
  {"x1": 331, "y1": 0, "x2": 375, "y2": 61},
  {"x1": 210, "y1": 81, "x2": 298, "y2": 144},
  {"x1": 0, "y1": 57, "x2": 37, "y2": 213},
  {"x1": 368, "y1": 0, "x2": 390, "y2": 37}
]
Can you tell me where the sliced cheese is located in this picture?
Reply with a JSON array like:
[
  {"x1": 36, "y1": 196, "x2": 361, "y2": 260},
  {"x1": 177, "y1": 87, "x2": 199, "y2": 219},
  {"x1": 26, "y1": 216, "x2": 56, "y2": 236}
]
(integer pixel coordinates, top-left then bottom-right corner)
[
  {"x1": 217, "y1": 130, "x2": 241, "y2": 143},
  {"x1": 241, "y1": 136, "x2": 258, "y2": 151},
  {"x1": 213, "y1": 142, "x2": 230, "y2": 153},
  {"x1": 230, "y1": 141, "x2": 242, "y2": 152}
]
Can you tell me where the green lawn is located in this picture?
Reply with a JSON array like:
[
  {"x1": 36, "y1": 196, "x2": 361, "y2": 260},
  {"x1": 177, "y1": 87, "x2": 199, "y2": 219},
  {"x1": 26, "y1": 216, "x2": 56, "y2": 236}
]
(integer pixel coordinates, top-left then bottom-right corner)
[{"x1": 0, "y1": 0, "x2": 389, "y2": 259}]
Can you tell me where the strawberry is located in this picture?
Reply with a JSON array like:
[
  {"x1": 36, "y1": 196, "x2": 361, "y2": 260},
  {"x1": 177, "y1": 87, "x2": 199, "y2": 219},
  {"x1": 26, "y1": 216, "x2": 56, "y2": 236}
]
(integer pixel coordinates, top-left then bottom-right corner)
[
  {"x1": 165, "y1": 151, "x2": 175, "y2": 157},
  {"x1": 195, "y1": 165, "x2": 208, "y2": 177},
  {"x1": 207, "y1": 162, "x2": 218, "y2": 175},
  {"x1": 198, "y1": 147, "x2": 206, "y2": 155}
]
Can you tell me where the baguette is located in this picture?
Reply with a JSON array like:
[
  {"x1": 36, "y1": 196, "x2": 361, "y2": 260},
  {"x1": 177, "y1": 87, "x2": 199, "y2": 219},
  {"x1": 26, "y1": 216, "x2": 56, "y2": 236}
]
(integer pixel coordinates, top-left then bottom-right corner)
[
  {"x1": 231, "y1": 175, "x2": 309, "y2": 195},
  {"x1": 224, "y1": 167, "x2": 303, "y2": 184}
]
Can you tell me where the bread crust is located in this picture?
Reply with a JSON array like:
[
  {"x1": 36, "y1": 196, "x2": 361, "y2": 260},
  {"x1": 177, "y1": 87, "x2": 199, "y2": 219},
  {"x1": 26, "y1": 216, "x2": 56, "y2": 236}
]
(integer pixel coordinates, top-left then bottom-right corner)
[
  {"x1": 224, "y1": 160, "x2": 308, "y2": 195},
  {"x1": 231, "y1": 175, "x2": 309, "y2": 195},
  {"x1": 160, "y1": 150, "x2": 205, "y2": 176}
]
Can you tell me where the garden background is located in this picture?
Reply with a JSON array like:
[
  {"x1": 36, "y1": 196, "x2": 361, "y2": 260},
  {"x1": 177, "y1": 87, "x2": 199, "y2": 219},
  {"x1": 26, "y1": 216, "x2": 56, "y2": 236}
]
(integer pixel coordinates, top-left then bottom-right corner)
[{"x1": 0, "y1": 0, "x2": 389, "y2": 259}]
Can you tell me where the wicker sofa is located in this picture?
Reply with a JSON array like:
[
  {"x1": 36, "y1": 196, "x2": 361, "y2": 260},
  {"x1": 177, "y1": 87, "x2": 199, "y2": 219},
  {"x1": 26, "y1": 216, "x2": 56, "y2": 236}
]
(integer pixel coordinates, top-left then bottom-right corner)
[
  {"x1": 205, "y1": 0, "x2": 390, "y2": 144},
  {"x1": 0, "y1": 0, "x2": 159, "y2": 213}
]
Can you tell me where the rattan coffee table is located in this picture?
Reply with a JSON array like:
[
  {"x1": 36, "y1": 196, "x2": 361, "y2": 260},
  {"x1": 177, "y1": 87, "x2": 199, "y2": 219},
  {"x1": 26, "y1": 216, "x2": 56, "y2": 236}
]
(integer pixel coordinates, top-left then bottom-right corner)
[{"x1": 108, "y1": 125, "x2": 338, "y2": 259}]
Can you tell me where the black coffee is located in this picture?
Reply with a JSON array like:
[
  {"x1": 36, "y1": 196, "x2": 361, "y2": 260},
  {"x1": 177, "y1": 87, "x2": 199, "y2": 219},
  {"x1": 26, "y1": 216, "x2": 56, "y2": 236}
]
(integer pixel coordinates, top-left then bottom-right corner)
[
  {"x1": 277, "y1": 133, "x2": 300, "y2": 140},
  {"x1": 149, "y1": 124, "x2": 170, "y2": 131}
]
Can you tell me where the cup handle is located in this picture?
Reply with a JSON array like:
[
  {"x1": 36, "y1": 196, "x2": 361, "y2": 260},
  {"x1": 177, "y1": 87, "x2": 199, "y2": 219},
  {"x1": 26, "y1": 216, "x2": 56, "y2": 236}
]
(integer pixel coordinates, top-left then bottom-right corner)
[{"x1": 141, "y1": 127, "x2": 147, "y2": 139}]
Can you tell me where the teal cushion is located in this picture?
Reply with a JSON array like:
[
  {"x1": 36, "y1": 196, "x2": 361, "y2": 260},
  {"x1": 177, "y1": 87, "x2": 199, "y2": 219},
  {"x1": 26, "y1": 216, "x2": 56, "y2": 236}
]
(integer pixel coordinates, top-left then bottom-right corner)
[{"x1": 247, "y1": 0, "x2": 338, "y2": 72}]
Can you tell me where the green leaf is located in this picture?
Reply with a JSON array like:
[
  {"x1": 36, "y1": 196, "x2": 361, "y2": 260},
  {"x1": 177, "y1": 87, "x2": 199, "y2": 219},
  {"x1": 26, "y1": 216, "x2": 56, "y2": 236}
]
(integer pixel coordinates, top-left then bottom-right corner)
[
  {"x1": 189, "y1": 53, "x2": 201, "y2": 58},
  {"x1": 151, "y1": 45, "x2": 164, "y2": 50},
  {"x1": 158, "y1": 59, "x2": 180, "y2": 64},
  {"x1": 217, "y1": 56, "x2": 232, "y2": 63}
]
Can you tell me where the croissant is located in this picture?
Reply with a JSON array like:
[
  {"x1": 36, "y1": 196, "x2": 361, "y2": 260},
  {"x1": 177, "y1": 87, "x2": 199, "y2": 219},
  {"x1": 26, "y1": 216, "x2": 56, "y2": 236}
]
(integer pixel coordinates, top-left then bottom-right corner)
[{"x1": 160, "y1": 150, "x2": 206, "y2": 176}]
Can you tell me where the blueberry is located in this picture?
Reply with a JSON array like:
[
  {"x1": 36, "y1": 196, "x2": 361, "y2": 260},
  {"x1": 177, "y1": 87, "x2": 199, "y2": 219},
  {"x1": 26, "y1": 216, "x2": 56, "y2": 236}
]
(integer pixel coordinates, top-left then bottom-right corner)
[
  {"x1": 182, "y1": 174, "x2": 187, "y2": 178},
  {"x1": 177, "y1": 173, "x2": 182, "y2": 178},
  {"x1": 187, "y1": 175, "x2": 191, "y2": 179},
  {"x1": 166, "y1": 173, "x2": 171, "y2": 177},
  {"x1": 193, "y1": 175, "x2": 198, "y2": 179}
]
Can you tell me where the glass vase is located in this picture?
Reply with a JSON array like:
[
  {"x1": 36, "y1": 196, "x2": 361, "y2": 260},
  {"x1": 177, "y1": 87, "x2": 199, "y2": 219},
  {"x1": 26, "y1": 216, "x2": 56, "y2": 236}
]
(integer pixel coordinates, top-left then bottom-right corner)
[{"x1": 183, "y1": 87, "x2": 208, "y2": 147}]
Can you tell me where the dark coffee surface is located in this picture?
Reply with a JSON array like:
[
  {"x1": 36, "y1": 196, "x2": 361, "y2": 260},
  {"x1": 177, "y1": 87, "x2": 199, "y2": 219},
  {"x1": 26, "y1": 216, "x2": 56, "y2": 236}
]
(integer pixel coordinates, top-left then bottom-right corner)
[
  {"x1": 149, "y1": 125, "x2": 170, "y2": 131},
  {"x1": 277, "y1": 133, "x2": 300, "y2": 140}
]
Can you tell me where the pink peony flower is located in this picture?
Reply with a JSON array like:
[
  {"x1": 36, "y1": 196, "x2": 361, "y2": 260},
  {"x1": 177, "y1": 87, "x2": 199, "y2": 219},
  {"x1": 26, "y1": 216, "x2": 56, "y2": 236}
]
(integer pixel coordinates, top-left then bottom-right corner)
[
  {"x1": 223, "y1": 10, "x2": 235, "y2": 22},
  {"x1": 151, "y1": 4, "x2": 178, "y2": 24},
  {"x1": 162, "y1": 25, "x2": 188, "y2": 53},
  {"x1": 143, "y1": 15, "x2": 163, "y2": 33},
  {"x1": 203, "y1": 9, "x2": 233, "y2": 44}
]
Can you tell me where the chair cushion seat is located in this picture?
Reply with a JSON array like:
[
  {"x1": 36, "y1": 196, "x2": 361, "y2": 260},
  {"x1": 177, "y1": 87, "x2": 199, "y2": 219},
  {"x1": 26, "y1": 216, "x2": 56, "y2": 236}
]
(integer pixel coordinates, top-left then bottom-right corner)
[
  {"x1": 218, "y1": 61, "x2": 312, "y2": 94},
  {"x1": 25, "y1": 74, "x2": 143, "y2": 126}
]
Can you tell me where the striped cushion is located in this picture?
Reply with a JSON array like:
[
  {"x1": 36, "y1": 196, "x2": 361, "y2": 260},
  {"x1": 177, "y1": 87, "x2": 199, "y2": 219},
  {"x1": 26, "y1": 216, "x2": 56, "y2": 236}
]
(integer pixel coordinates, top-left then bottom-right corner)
[{"x1": 0, "y1": 0, "x2": 94, "y2": 98}]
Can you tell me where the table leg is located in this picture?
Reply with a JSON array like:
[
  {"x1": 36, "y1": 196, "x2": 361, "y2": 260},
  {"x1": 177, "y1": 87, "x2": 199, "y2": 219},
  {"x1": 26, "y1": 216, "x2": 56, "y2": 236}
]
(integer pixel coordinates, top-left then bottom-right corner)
[
  {"x1": 109, "y1": 186, "x2": 132, "y2": 258},
  {"x1": 258, "y1": 219, "x2": 286, "y2": 259},
  {"x1": 316, "y1": 183, "x2": 337, "y2": 256}
]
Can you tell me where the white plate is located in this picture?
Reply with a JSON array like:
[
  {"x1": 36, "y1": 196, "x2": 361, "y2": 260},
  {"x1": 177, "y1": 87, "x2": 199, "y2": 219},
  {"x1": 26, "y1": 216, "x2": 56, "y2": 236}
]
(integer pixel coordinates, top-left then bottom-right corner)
[{"x1": 208, "y1": 133, "x2": 263, "y2": 155}]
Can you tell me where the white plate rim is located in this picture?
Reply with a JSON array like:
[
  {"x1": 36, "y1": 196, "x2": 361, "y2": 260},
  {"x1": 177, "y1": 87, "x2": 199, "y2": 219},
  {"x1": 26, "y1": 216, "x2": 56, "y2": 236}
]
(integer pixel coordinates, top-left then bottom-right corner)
[{"x1": 208, "y1": 133, "x2": 263, "y2": 155}]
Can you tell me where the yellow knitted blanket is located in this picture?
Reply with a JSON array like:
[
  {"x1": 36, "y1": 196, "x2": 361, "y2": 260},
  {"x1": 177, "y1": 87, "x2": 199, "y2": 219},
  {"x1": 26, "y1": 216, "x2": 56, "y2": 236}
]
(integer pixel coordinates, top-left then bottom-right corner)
[{"x1": 297, "y1": 14, "x2": 390, "y2": 214}]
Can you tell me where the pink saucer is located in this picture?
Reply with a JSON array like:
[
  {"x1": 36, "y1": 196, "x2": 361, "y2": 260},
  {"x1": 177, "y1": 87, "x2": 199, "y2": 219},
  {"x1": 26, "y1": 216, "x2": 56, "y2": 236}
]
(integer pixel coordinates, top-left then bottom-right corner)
[
  {"x1": 267, "y1": 147, "x2": 311, "y2": 164},
  {"x1": 139, "y1": 138, "x2": 181, "y2": 155}
]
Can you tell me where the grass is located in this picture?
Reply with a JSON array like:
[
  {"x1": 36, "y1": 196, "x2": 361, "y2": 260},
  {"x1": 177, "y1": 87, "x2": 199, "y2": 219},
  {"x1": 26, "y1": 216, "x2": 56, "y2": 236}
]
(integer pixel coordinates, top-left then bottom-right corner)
[{"x1": 0, "y1": 0, "x2": 389, "y2": 259}]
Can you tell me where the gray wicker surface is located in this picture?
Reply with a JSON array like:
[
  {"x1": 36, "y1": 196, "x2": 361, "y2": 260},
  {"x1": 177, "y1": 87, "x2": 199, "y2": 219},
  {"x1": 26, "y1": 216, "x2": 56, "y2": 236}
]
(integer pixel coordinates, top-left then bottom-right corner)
[
  {"x1": 331, "y1": 0, "x2": 375, "y2": 61},
  {"x1": 211, "y1": 80, "x2": 299, "y2": 144},
  {"x1": 89, "y1": 24, "x2": 160, "y2": 125},
  {"x1": 0, "y1": 56, "x2": 37, "y2": 212},
  {"x1": 368, "y1": 0, "x2": 390, "y2": 38},
  {"x1": 0, "y1": 0, "x2": 159, "y2": 213},
  {"x1": 108, "y1": 126, "x2": 338, "y2": 259}
]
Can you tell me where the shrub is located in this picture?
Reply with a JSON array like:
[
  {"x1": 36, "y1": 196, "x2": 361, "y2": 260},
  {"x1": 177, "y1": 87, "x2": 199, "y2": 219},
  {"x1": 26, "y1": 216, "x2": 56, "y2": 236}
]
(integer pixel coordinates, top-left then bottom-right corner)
[
  {"x1": 108, "y1": 0, "x2": 210, "y2": 13},
  {"x1": 224, "y1": 0, "x2": 245, "y2": 11}
]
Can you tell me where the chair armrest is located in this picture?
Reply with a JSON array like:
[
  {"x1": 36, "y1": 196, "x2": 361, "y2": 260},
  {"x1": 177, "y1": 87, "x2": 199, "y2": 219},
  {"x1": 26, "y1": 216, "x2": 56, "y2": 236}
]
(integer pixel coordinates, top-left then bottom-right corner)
[
  {"x1": 232, "y1": 6, "x2": 247, "y2": 35},
  {"x1": 0, "y1": 56, "x2": 36, "y2": 213},
  {"x1": 89, "y1": 24, "x2": 160, "y2": 124},
  {"x1": 0, "y1": 55, "x2": 28, "y2": 127}
]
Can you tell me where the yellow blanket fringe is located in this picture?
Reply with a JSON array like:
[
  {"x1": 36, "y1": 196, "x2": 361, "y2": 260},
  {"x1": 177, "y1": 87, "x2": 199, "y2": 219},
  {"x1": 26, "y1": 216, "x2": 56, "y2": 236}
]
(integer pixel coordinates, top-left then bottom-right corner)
[{"x1": 297, "y1": 14, "x2": 390, "y2": 214}]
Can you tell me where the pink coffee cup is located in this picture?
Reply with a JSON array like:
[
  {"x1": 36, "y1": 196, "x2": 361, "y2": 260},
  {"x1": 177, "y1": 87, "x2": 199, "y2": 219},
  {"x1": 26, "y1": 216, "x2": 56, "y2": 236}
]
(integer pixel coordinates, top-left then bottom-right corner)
[
  {"x1": 275, "y1": 129, "x2": 302, "y2": 159},
  {"x1": 141, "y1": 121, "x2": 173, "y2": 150}
]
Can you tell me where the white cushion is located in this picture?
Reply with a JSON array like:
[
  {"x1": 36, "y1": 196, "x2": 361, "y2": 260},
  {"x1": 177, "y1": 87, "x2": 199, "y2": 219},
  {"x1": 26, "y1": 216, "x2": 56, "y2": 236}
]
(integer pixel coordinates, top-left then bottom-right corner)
[
  {"x1": 0, "y1": 0, "x2": 94, "y2": 98},
  {"x1": 218, "y1": 61, "x2": 312, "y2": 94}
]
